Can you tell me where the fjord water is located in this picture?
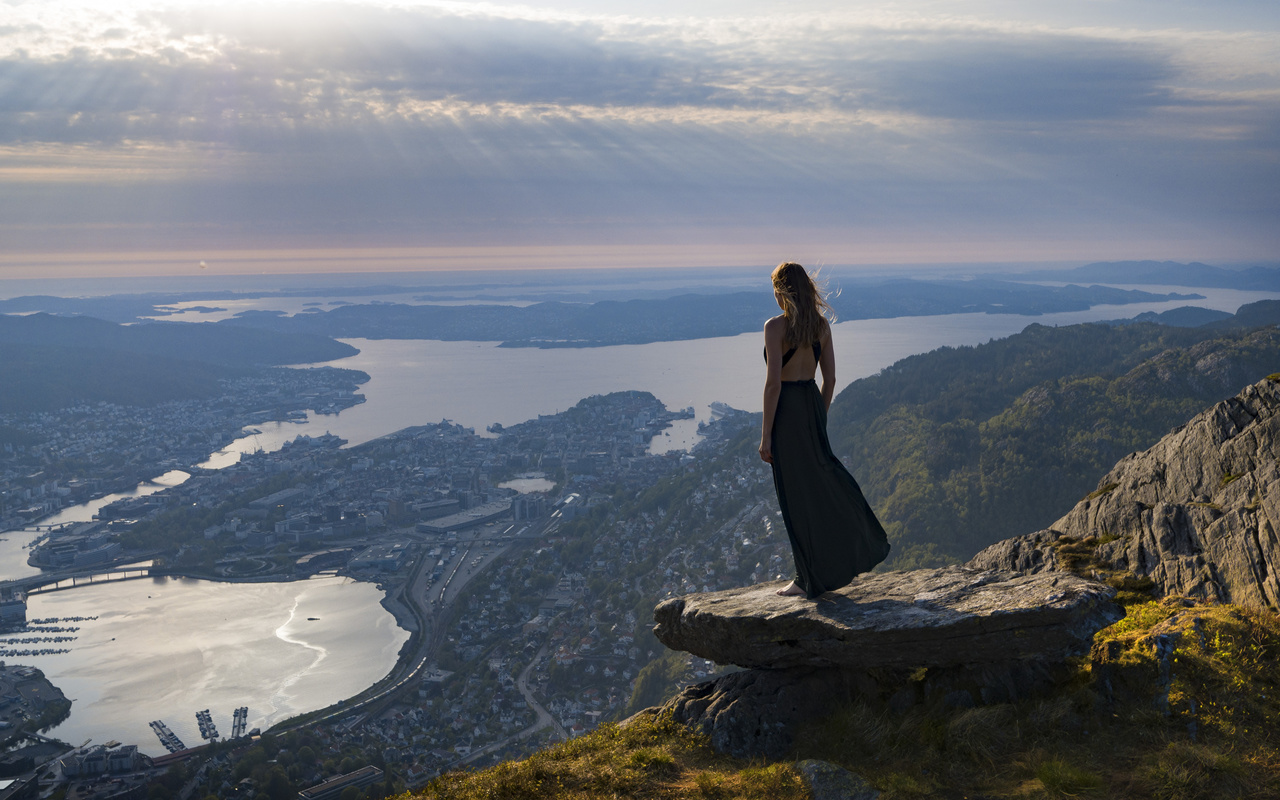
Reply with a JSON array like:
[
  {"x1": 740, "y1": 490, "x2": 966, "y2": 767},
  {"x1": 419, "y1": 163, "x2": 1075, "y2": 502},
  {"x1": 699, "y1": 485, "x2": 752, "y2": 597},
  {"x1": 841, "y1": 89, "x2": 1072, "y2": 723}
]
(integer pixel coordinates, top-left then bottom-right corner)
[
  {"x1": 11, "y1": 284, "x2": 1277, "y2": 753},
  {"x1": 200, "y1": 286, "x2": 1280, "y2": 465},
  {"x1": 0, "y1": 470, "x2": 189, "y2": 584},
  {"x1": 19, "y1": 576, "x2": 407, "y2": 756}
]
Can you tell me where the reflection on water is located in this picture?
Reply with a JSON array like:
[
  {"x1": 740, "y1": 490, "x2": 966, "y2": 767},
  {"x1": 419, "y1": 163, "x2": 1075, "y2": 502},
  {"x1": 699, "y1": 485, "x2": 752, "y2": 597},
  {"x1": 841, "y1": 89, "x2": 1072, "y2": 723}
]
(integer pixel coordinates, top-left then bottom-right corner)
[{"x1": 21, "y1": 576, "x2": 407, "y2": 756}]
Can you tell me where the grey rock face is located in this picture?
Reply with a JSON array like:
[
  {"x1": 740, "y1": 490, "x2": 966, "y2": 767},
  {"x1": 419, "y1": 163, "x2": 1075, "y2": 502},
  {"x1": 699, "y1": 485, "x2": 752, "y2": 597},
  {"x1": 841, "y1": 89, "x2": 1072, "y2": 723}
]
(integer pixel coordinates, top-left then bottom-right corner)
[
  {"x1": 653, "y1": 568, "x2": 1122, "y2": 670},
  {"x1": 969, "y1": 378, "x2": 1280, "y2": 610},
  {"x1": 657, "y1": 656, "x2": 1074, "y2": 759},
  {"x1": 795, "y1": 759, "x2": 880, "y2": 800}
]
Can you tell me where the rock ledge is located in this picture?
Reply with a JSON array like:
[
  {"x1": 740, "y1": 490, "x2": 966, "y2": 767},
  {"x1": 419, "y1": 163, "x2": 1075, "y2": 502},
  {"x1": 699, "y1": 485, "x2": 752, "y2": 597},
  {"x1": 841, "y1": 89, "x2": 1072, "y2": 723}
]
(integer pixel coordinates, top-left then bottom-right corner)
[{"x1": 653, "y1": 568, "x2": 1122, "y2": 671}]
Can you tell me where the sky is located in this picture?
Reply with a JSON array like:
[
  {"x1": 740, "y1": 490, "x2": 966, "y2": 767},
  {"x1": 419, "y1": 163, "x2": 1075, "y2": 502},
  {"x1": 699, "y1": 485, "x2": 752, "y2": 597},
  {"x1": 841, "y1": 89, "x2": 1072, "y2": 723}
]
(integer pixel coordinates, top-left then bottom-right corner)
[{"x1": 1, "y1": 0, "x2": 1278, "y2": 277}]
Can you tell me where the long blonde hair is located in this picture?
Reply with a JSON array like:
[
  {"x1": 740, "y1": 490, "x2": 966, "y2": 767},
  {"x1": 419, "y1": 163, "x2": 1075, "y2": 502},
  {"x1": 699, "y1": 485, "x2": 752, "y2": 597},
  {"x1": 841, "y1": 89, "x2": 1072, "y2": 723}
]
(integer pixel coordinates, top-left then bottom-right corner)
[{"x1": 771, "y1": 262, "x2": 832, "y2": 347}]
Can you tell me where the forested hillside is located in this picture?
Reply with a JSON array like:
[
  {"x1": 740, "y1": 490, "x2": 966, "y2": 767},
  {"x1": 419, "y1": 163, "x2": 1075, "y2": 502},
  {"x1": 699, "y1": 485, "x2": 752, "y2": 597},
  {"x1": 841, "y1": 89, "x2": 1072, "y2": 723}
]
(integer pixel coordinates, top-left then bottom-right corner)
[
  {"x1": 0, "y1": 313, "x2": 363, "y2": 414},
  {"x1": 826, "y1": 322, "x2": 1280, "y2": 566},
  {"x1": 0, "y1": 312, "x2": 357, "y2": 366}
]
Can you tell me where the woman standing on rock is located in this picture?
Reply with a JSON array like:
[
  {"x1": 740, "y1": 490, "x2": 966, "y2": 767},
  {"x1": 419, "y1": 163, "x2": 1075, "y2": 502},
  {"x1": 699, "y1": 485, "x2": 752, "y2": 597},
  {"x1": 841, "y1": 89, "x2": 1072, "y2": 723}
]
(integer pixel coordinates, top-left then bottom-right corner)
[{"x1": 759, "y1": 262, "x2": 891, "y2": 597}]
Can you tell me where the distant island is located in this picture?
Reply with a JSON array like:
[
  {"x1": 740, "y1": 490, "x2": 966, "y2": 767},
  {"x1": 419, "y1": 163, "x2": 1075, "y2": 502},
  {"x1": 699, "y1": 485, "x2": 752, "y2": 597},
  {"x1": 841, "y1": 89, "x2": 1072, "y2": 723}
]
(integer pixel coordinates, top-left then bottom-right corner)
[
  {"x1": 999, "y1": 259, "x2": 1280, "y2": 290},
  {"x1": 209, "y1": 280, "x2": 1199, "y2": 348}
]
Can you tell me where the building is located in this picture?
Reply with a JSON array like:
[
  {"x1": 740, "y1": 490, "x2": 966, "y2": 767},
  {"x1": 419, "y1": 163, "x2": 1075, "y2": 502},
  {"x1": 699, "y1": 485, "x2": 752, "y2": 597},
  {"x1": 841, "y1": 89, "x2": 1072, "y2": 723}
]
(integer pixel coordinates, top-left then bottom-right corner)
[
  {"x1": 415, "y1": 499, "x2": 512, "y2": 534},
  {"x1": 0, "y1": 776, "x2": 36, "y2": 800},
  {"x1": 247, "y1": 486, "x2": 306, "y2": 512},
  {"x1": 513, "y1": 494, "x2": 546, "y2": 521},
  {"x1": 0, "y1": 592, "x2": 25, "y2": 630},
  {"x1": 59, "y1": 744, "x2": 141, "y2": 777},
  {"x1": 297, "y1": 766, "x2": 384, "y2": 800},
  {"x1": 349, "y1": 542, "x2": 409, "y2": 571}
]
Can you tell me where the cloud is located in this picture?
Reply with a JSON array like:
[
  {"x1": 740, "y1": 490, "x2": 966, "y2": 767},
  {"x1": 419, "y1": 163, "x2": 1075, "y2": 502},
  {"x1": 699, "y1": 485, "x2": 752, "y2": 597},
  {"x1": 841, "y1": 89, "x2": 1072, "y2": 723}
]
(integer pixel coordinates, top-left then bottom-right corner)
[
  {"x1": 860, "y1": 36, "x2": 1177, "y2": 121},
  {"x1": 0, "y1": 2, "x2": 1276, "y2": 259}
]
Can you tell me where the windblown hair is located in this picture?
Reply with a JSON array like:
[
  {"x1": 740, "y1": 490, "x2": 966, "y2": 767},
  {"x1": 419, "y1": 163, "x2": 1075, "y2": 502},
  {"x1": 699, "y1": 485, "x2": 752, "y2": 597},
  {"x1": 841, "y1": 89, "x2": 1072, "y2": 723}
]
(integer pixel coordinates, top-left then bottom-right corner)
[{"x1": 771, "y1": 262, "x2": 833, "y2": 347}]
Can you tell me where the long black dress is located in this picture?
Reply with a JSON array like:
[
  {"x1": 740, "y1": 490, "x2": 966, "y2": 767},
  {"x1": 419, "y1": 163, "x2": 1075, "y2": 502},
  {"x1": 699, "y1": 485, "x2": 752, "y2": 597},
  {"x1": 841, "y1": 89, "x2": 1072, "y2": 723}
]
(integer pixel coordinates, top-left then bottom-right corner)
[{"x1": 768, "y1": 343, "x2": 891, "y2": 598}]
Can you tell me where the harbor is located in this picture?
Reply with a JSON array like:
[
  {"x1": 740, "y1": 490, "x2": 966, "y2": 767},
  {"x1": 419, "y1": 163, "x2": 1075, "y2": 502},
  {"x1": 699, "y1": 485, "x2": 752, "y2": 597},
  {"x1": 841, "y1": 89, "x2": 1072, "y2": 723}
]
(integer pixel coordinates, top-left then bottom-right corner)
[
  {"x1": 148, "y1": 720, "x2": 185, "y2": 753},
  {"x1": 195, "y1": 709, "x2": 219, "y2": 741},
  {"x1": 151, "y1": 706, "x2": 250, "y2": 752}
]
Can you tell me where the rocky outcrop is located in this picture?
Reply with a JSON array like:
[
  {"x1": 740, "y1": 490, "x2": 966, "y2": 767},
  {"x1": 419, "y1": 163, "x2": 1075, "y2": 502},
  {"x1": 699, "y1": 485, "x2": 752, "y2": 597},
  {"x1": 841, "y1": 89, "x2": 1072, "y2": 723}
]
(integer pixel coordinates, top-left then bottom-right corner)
[
  {"x1": 653, "y1": 568, "x2": 1122, "y2": 670},
  {"x1": 969, "y1": 377, "x2": 1280, "y2": 610},
  {"x1": 795, "y1": 759, "x2": 880, "y2": 800},
  {"x1": 647, "y1": 569, "x2": 1121, "y2": 758}
]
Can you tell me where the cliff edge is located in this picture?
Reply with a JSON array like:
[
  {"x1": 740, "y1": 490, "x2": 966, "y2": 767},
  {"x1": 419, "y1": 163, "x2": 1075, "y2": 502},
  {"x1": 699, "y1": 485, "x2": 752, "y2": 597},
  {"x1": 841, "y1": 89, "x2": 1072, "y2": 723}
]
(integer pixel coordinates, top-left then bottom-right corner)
[
  {"x1": 645, "y1": 568, "x2": 1121, "y2": 757},
  {"x1": 968, "y1": 376, "x2": 1280, "y2": 610}
]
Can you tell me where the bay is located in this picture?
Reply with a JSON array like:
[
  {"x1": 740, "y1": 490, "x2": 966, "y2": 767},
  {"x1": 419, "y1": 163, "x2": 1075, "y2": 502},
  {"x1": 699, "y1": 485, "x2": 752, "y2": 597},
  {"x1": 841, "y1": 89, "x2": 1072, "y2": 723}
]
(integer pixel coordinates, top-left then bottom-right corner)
[{"x1": 16, "y1": 575, "x2": 408, "y2": 756}]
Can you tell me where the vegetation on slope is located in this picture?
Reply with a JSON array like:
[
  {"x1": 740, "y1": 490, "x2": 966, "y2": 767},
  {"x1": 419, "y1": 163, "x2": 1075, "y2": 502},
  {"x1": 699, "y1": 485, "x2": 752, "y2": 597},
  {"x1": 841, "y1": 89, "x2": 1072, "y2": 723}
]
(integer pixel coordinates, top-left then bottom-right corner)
[
  {"x1": 417, "y1": 711, "x2": 807, "y2": 800},
  {"x1": 0, "y1": 312, "x2": 357, "y2": 365},
  {"x1": 0, "y1": 312, "x2": 364, "y2": 413},
  {"x1": 410, "y1": 599, "x2": 1280, "y2": 800},
  {"x1": 825, "y1": 323, "x2": 1280, "y2": 567},
  {"x1": 0, "y1": 341, "x2": 249, "y2": 413}
]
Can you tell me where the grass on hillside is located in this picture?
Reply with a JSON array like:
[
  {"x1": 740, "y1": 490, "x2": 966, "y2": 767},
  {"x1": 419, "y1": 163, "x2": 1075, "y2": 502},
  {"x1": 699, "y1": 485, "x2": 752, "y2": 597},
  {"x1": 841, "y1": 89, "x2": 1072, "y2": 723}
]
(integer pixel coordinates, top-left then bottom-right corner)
[
  {"x1": 416, "y1": 712, "x2": 808, "y2": 800},
  {"x1": 409, "y1": 599, "x2": 1280, "y2": 800}
]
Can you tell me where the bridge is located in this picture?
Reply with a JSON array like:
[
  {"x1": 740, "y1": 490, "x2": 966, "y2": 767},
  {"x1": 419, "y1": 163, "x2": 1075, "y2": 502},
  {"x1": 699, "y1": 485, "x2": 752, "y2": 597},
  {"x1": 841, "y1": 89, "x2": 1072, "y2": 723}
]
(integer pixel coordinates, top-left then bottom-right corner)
[
  {"x1": 1, "y1": 563, "x2": 159, "y2": 596},
  {"x1": 9, "y1": 521, "x2": 81, "y2": 534},
  {"x1": 26, "y1": 567, "x2": 156, "y2": 595}
]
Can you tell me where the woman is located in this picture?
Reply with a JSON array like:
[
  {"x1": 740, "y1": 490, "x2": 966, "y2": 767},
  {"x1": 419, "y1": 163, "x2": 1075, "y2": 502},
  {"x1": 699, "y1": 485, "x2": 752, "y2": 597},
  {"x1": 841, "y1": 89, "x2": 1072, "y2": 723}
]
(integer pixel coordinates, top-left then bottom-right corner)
[{"x1": 760, "y1": 262, "x2": 890, "y2": 598}]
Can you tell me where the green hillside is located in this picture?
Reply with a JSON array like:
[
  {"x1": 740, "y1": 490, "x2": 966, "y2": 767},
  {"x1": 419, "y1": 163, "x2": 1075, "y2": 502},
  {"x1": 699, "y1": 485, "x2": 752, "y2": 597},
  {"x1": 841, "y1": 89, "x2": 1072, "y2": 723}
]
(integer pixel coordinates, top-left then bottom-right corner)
[
  {"x1": 0, "y1": 312, "x2": 362, "y2": 414},
  {"x1": 0, "y1": 341, "x2": 248, "y2": 413},
  {"x1": 0, "y1": 312, "x2": 357, "y2": 366},
  {"x1": 826, "y1": 322, "x2": 1280, "y2": 567}
]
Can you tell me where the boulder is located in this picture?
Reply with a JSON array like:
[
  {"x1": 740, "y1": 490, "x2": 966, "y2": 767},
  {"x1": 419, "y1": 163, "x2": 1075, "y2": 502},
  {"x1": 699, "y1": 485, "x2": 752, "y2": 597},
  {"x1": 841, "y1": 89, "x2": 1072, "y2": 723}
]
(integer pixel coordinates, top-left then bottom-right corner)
[
  {"x1": 795, "y1": 759, "x2": 880, "y2": 800},
  {"x1": 969, "y1": 377, "x2": 1280, "y2": 610},
  {"x1": 653, "y1": 568, "x2": 1122, "y2": 671}
]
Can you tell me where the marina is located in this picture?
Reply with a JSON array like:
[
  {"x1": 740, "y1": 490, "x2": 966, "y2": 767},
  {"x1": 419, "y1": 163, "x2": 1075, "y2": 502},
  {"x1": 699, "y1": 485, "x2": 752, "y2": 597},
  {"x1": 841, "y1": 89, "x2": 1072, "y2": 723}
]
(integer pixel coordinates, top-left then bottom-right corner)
[
  {"x1": 195, "y1": 710, "x2": 219, "y2": 740},
  {"x1": 149, "y1": 720, "x2": 186, "y2": 753}
]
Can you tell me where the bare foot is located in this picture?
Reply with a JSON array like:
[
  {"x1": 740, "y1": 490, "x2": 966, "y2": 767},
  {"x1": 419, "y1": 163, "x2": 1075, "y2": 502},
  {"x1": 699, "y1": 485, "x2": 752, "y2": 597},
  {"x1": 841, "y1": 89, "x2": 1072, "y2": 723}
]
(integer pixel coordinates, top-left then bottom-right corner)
[{"x1": 776, "y1": 581, "x2": 806, "y2": 597}]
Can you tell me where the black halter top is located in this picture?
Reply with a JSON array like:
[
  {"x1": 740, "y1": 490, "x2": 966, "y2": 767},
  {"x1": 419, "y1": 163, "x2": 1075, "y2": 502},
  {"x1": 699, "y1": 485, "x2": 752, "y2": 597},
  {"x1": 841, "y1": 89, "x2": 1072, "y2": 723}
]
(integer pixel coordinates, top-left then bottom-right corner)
[{"x1": 764, "y1": 341, "x2": 822, "y2": 367}]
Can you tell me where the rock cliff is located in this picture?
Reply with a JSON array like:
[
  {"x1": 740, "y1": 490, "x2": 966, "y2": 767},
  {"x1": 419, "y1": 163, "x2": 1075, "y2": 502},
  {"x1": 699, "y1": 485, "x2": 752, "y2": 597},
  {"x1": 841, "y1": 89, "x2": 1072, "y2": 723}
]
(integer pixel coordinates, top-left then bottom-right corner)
[
  {"x1": 644, "y1": 376, "x2": 1280, "y2": 759},
  {"x1": 653, "y1": 568, "x2": 1120, "y2": 670},
  {"x1": 968, "y1": 377, "x2": 1280, "y2": 610},
  {"x1": 645, "y1": 569, "x2": 1121, "y2": 758}
]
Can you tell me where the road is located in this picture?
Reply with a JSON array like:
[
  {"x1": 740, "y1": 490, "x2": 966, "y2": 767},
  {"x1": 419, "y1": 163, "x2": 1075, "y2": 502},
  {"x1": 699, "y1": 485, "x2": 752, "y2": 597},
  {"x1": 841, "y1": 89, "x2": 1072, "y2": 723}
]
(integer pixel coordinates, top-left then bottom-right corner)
[
  {"x1": 269, "y1": 515, "x2": 554, "y2": 735},
  {"x1": 446, "y1": 641, "x2": 567, "y2": 771}
]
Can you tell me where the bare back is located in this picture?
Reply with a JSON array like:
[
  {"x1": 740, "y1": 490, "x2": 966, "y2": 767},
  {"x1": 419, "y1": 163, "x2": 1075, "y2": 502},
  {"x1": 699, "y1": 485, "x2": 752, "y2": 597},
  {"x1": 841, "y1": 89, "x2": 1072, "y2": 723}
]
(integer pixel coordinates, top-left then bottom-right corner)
[{"x1": 767, "y1": 315, "x2": 834, "y2": 383}]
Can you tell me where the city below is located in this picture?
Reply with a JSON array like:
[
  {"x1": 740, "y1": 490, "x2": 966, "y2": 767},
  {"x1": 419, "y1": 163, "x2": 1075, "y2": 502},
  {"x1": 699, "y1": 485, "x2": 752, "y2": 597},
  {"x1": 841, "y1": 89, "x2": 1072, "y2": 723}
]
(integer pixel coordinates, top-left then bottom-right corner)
[{"x1": 0, "y1": 378, "x2": 775, "y2": 799}]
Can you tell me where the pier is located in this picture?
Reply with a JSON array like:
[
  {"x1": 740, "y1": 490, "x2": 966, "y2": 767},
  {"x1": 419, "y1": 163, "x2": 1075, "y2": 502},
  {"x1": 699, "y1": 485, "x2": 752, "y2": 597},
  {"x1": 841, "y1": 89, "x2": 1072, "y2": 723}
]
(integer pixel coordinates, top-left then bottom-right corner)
[
  {"x1": 196, "y1": 709, "x2": 219, "y2": 740},
  {"x1": 149, "y1": 720, "x2": 186, "y2": 753}
]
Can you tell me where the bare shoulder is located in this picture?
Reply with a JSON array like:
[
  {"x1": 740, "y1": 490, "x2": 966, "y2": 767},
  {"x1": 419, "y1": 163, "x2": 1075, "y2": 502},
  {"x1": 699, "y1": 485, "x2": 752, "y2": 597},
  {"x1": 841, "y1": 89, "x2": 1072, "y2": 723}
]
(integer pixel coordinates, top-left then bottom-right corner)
[{"x1": 764, "y1": 315, "x2": 786, "y2": 334}]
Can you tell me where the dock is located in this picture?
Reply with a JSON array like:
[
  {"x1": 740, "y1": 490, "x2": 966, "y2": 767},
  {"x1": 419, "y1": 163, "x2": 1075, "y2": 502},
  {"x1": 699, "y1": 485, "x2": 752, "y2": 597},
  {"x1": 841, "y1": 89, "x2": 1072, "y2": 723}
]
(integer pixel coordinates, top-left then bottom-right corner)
[
  {"x1": 149, "y1": 720, "x2": 186, "y2": 753},
  {"x1": 196, "y1": 709, "x2": 219, "y2": 740}
]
